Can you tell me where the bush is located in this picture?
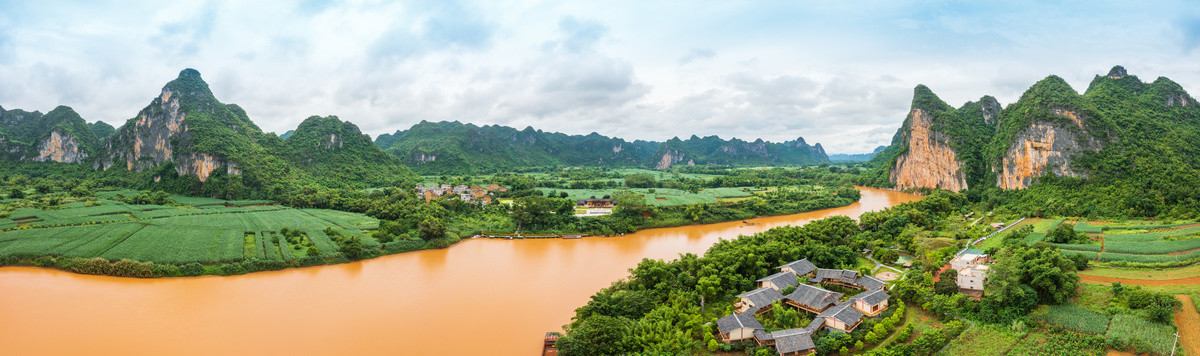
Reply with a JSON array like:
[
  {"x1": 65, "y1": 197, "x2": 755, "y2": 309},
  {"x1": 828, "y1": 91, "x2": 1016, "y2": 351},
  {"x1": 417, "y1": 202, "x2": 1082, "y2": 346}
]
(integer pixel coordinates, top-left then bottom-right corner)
[{"x1": 180, "y1": 262, "x2": 205, "y2": 276}]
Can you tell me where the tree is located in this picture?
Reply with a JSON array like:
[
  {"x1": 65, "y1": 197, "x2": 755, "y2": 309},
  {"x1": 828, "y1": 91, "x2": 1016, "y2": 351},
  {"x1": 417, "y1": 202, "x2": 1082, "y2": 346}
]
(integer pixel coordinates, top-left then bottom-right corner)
[
  {"x1": 876, "y1": 249, "x2": 900, "y2": 264},
  {"x1": 556, "y1": 315, "x2": 635, "y2": 356},
  {"x1": 8, "y1": 188, "x2": 24, "y2": 199},
  {"x1": 418, "y1": 218, "x2": 446, "y2": 241},
  {"x1": 935, "y1": 268, "x2": 959, "y2": 295}
]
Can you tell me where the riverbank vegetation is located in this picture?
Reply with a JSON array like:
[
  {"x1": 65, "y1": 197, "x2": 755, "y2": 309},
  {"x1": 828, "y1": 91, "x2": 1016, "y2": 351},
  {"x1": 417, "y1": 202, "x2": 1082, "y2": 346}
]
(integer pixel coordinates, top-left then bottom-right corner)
[
  {"x1": 0, "y1": 165, "x2": 864, "y2": 277},
  {"x1": 555, "y1": 189, "x2": 1187, "y2": 356}
]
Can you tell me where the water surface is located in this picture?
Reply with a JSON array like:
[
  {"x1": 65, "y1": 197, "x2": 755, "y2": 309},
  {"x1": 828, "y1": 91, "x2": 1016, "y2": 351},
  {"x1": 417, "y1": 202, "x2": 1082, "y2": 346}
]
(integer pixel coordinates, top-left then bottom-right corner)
[{"x1": 0, "y1": 187, "x2": 920, "y2": 355}]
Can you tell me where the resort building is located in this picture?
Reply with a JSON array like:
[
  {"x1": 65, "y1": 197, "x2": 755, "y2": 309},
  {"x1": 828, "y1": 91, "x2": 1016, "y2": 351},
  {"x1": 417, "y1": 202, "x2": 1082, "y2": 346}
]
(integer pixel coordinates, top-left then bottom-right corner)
[
  {"x1": 735, "y1": 287, "x2": 785, "y2": 314},
  {"x1": 757, "y1": 271, "x2": 800, "y2": 291},
  {"x1": 716, "y1": 259, "x2": 893, "y2": 355},
  {"x1": 716, "y1": 312, "x2": 764, "y2": 342},
  {"x1": 783, "y1": 283, "x2": 843, "y2": 313},
  {"x1": 816, "y1": 300, "x2": 865, "y2": 332},
  {"x1": 779, "y1": 258, "x2": 818, "y2": 277},
  {"x1": 851, "y1": 289, "x2": 890, "y2": 316}
]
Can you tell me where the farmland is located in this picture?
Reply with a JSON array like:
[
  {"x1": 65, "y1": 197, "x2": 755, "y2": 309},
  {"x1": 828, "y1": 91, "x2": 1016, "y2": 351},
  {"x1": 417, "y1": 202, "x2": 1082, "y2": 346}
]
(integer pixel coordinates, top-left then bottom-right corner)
[
  {"x1": 1032, "y1": 219, "x2": 1200, "y2": 267},
  {"x1": 0, "y1": 196, "x2": 381, "y2": 267},
  {"x1": 1034, "y1": 304, "x2": 1110, "y2": 334},
  {"x1": 1106, "y1": 314, "x2": 1178, "y2": 355}
]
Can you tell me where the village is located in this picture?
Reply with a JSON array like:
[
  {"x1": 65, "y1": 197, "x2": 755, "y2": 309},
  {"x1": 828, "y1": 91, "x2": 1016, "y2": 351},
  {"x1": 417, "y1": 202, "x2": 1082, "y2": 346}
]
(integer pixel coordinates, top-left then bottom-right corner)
[
  {"x1": 414, "y1": 183, "x2": 508, "y2": 204},
  {"x1": 714, "y1": 249, "x2": 992, "y2": 356}
]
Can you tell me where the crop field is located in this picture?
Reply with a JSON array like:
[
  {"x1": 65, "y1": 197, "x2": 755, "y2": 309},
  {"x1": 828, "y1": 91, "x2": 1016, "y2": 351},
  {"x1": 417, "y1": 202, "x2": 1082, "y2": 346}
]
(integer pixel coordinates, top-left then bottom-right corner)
[
  {"x1": 1006, "y1": 330, "x2": 1106, "y2": 356},
  {"x1": 0, "y1": 196, "x2": 378, "y2": 264},
  {"x1": 1032, "y1": 218, "x2": 1065, "y2": 232},
  {"x1": 1105, "y1": 314, "x2": 1178, "y2": 355},
  {"x1": 1050, "y1": 220, "x2": 1200, "y2": 265},
  {"x1": 536, "y1": 186, "x2": 755, "y2": 206},
  {"x1": 935, "y1": 325, "x2": 1019, "y2": 356},
  {"x1": 1036, "y1": 304, "x2": 1110, "y2": 334}
]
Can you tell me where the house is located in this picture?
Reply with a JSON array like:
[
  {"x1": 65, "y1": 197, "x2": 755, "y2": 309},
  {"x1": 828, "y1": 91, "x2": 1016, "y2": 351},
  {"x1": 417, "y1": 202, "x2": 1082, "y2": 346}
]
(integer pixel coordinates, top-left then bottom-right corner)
[
  {"x1": 576, "y1": 199, "x2": 615, "y2": 208},
  {"x1": 854, "y1": 275, "x2": 887, "y2": 291},
  {"x1": 950, "y1": 251, "x2": 988, "y2": 271},
  {"x1": 957, "y1": 265, "x2": 989, "y2": 291},
  {"x1": 851, "y1": 289, "x2": 890, "y2": 316},
  {"x1": 735, "y1": 287, "x2": 785, "y2": 314},
  {"x1": 779, "y1": 258, "x2": 818, "y2": 277},
  {"x1": 815, "y1": 300, "x2": 864, "y2": 332},
  {"x1": 809, "y1": 269, "x2": 860, "y2": 287},
  {"x1": 757, "y1": 271, "x2": 799, "y2": 291},
  {"x1": 486, "y1": 184, "x2": 500, "y2": 191},
  {"x1": 716, "y1": 312, "x2": 764, "y2": 342},
  {"x1": 784, "y1": 283, "x2": 843, "y2": 313},
  {"x1": 990, "y1": 222, "x2": 1005, "y2": 229},
  {"x1": 769, "y1": 328, "x2": 817, "y2": 356}
]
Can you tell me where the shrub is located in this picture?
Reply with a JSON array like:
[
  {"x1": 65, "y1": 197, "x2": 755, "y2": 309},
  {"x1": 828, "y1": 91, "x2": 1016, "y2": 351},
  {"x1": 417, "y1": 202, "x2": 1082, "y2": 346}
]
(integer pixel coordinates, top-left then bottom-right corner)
[{"x1": 180, "y1": 262, "x2": 205, "y2": 276}]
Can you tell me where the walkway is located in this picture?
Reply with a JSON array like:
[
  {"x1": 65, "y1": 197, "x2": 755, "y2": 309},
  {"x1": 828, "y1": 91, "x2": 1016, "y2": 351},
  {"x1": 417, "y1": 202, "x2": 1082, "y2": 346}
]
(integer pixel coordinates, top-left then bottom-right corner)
[{"x1": 1175, "y1": 295, "x2": 1199, "y2": 356}]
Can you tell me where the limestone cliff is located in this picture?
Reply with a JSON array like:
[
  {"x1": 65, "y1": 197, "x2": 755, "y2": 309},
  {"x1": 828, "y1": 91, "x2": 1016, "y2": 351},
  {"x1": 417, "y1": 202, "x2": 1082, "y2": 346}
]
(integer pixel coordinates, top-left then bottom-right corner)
[
  {"x1": 655, "y1": 148, "x2": 688, "y2": 169},
  {"x1": 888, "y1": 108, "x2": 969, "y2": 191},
  {"x1": 33, "y1": 130, "x2": 88, "y2": 163},
  {"x1": 995, "y1": 119, "x2": 1100, "y2": 189},
  {"x1": 98, "y1": 69, "x2": 241, "y2": 182}
]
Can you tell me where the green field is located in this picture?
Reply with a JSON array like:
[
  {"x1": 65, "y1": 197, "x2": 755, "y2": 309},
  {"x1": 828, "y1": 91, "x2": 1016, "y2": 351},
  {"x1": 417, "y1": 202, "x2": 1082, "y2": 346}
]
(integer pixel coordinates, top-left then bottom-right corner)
[
  {"x1": 0, "y1": 197, "x2": 378, "y2": 264},
  {"x1": 536, "y1": 186, "x2": 755, "y2": 206},
  {"x1": 935, "y1": 325, "x2": 1020, "y2": 356},
  {"x1": 1105, "y1": 314, "x2": 1178, "y2": 355},
  {"x1": 1046, "y1": 220, "x2": 1200, "y2": 265},
  {"x1": 1036, "y1": 304, "x2": 1110, "y2": 334}
]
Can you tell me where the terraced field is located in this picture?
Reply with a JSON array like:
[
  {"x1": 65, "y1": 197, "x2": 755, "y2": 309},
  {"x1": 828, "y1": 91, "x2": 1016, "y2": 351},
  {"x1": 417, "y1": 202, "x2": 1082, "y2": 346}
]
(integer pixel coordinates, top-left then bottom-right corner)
[
  {"x1": 0, "y1": 196, "x2": 378, "y2": 264},
  {"x1": 1049, "y1": 220, "x2": 1200, "y2": 266}
]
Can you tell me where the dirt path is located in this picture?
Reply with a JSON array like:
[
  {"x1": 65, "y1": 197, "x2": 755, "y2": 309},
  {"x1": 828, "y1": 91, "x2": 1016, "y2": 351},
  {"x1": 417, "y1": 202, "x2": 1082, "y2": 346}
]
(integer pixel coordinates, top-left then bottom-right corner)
[
  {"x1": 1079, "y1": 274, "x2": 1200, "y2": 285},
  {"x1": 1177, "y1": 295, "x2": 1199, "y2": 356}
]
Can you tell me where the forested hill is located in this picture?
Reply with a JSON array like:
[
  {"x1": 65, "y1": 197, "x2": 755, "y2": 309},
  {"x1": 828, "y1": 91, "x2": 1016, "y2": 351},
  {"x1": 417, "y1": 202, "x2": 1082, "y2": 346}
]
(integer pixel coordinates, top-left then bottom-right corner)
[
  {"x1": 866, "y1": 65, "x2": 1200, "y2": 217},
  {"x1": 0, "y1": 69, "x2": 416, "y2": 198},
  {"x1": 282, "y1": 115, "x2": 413, "y2": 188},
  {"x1": 374, "y1": 120, "x2": 831, "y2": 174}
]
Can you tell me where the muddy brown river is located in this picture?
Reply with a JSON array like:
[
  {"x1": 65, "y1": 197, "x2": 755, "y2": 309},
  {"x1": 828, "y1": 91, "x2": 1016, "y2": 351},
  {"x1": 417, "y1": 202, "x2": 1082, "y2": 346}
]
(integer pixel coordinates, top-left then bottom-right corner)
[{"x1": 0, "y1": 187, "x2": 919, "y2": 355}]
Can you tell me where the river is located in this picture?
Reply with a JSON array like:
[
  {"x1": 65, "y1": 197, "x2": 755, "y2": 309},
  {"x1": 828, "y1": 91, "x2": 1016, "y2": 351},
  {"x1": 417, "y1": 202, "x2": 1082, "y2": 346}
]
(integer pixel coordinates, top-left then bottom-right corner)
[{"x1": 0, "y1": 187, "x2": 920, "y2": 356}]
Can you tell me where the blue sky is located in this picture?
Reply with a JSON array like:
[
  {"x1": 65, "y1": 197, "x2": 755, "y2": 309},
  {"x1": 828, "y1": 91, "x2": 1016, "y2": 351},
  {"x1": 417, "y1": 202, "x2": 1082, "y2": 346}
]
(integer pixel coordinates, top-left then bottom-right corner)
[{"x1": 2, "y1": 0, "x2": 1199, "y2": 153}]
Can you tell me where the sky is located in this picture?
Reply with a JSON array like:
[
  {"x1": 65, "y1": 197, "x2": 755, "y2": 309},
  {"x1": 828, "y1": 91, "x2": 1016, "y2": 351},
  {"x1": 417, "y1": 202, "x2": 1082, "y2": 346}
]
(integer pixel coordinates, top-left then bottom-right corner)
[{"x1": 2, "y1": 1, "x2": 1200, "y2": 154}]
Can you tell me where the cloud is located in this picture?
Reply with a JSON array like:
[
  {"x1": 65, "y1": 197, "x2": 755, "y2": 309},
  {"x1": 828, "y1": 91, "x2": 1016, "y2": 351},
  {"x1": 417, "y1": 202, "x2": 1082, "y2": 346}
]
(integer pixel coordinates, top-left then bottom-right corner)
[
  {"x1": 1181, "y1": 18, "x2": 1200, "y2": 52},
  {"x1": 544, "y1": 16, "x2": 607, "y2": 53},
  {"x1": 150, "y1": 1, "x2": 219, "y2": 57},
  {"x1": 679, "y1": 48, "x2": 715, "y2": 64}
]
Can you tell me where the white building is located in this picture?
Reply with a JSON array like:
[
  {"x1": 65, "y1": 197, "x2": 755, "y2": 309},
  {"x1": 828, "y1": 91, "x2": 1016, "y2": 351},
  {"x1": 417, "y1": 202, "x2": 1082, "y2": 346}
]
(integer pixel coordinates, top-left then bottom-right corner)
[{"x1": 957, "y1": 265, "x2": 989, "y2": 291}]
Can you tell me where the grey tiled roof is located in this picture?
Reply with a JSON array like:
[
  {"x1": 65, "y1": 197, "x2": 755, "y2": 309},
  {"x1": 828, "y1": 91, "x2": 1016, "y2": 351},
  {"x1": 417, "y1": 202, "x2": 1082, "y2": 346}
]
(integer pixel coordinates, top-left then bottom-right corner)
[
  {"x1": 818, "y1": 300, "x2": 864, "y2": 326},
  {"x1": 780, "y1": 258, "x2": 817, "y2": 276},
  {"x1": 804, "y1": 317, "x2": 826, "y2": 332},
  {"x1": 737, "y1": 287, "x2": 785, "y2": 309},
  {"x1": 809, "y1": 268, "x2": 859, "y2": 285},
  {"x1": 716, "y1": 312, "x2": 764, "y2": 334},
  {"x1": 753, "y1": 329, "x2": 772, "y2": 341},
  {"x1": 784, "y1": 283, "x2": 842, "y2": 310},
  {"x1": 757, "y1": 271, "x2": 799, "y2": 290},
  {"x1": 852, "y1": 289, "x2": 890, "y2": 306},
  {"x1": 855, "y1": 276, "x2": 887, "y2": 290},
  {"x1": 770, "y1": 328, "x2": 816, "y2": 354}
]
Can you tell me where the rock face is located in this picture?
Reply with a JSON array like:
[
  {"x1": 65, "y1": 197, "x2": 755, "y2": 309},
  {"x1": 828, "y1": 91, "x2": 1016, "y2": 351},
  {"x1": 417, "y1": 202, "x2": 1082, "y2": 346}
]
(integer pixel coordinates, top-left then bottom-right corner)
[
  {"x1": 33, "y1": 131, "x2": 87, "y2": 163},
  {"x1": 995, "y1": 111, "x2": 1101, "y2": 189},
  {"x1": 98, "y1": 75, "x2": 239, "y2": 182},
  {"x1": 888, "y1": 109, "x2": 968, "y2": 191},
  {"x1": 655, "y1": 148, "x2": 687, "y2": 169},
  {"x1": 980, "y1": 96, "x2": 1002, "y2": 126}
]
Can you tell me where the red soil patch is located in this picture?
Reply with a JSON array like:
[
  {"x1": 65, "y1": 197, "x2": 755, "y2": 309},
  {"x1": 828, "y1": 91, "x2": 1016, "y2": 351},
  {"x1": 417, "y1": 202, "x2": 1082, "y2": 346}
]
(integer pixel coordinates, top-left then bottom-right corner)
[
  {"x1": 1079, "y1": 274, "x2": 1200, "y2": 285},
  {"x1": 1176, "y1": 295, "x2": 1200, "y2": 356}
]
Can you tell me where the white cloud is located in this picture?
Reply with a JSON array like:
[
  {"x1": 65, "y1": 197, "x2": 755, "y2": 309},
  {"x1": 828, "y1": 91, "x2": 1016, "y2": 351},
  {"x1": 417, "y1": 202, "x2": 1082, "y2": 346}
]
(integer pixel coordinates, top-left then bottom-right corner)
[{"x1": 1, "y1": 1, "x2": 1199, "y2": 154}]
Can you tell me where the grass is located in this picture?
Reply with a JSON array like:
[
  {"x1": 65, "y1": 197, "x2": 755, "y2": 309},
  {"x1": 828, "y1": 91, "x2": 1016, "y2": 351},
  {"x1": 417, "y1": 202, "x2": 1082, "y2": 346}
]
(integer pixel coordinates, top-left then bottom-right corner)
[
  {"x1": 1033, "y1": 218, "x2": 1066, "y2": 232},
  {"x1": 935, "y1": 325, "x2": 1020, "y2": 356},
  {"x1": 1007, "y1": 330, "x2": 1106, "y2": 356},
  {"x1": 1105, "y1": 314, "x2": 1178, "y2": 355},
  {"x1": 0, "y1": 197, "x2": 378, "y2": 264},
  {"x1": 1080, "y1": 264, "x2": 1200, "y2": 280},
  {"x1": 1105, "y1": 237, "x2": 1200, "y2": 254},
  {"x1": 1035, "y1": 304, "x2": 1110, "y2": 334}
]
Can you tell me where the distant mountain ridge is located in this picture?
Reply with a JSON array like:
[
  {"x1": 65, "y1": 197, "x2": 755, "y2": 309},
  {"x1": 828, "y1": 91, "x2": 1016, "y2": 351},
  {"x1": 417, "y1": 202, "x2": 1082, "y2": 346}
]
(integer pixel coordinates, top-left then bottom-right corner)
[{"x1": 373, "y1": 120, "x2": 830, "y2": 173}]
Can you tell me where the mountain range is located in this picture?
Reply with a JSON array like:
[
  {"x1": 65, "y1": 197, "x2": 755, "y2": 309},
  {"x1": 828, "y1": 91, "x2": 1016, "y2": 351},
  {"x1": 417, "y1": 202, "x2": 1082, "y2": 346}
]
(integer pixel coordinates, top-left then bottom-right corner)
[
  {"x1": 372, "y1": 121, "x2": 830, "y2": 174},
  {"x1": 869, "y1": 65, "x2": 1200, "y2": 197}
]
